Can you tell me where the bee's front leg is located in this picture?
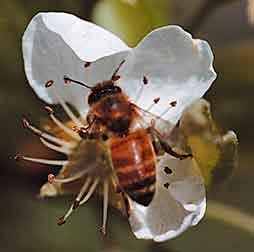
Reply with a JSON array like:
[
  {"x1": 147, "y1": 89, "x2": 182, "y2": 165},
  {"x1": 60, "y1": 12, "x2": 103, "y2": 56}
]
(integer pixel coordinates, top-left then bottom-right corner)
[{"x1": 74, "y1": 127, "x2": 101, "y2": 140}]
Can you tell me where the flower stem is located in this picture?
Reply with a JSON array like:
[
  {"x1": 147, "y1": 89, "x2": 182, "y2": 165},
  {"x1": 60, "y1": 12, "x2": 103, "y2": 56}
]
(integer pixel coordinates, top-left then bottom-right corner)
[{"x1": 207, "y1": 200, "x2": 254, "y2": 234}]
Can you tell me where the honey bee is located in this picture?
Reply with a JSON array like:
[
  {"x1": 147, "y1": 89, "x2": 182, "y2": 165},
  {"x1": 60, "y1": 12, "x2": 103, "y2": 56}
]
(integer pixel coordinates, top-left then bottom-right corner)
[
  {"x1": 63, "y1": 69, "x2": 192, "y2": 209},
  {"x1": 17, "y1": 62, "x2": 196, "y2": 237}
]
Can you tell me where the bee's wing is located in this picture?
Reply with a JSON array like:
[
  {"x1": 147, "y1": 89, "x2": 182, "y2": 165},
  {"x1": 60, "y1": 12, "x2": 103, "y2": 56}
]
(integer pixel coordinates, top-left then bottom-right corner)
[
  {"x1": 133, "y1": 104, "x2": 175, "y2": 138},
  {"x1": 127, "y1": 155, "x2": 206, "y2": 242}
]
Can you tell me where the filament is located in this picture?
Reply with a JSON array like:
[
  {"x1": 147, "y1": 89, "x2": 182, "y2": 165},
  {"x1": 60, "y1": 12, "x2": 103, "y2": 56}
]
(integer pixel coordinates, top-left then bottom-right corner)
[
  {"x1": 46, "y1": 107, "x2": 81, "y2": 141},
  {"x1": 101, "y1": 180, "x2": 109, "y2": 235},
  {"x1": 134, "y1": 84, "x2": 144, "y2": 104},
  {"x1": 22, "y1": 118, "x2": 75, "y2": 148},
  {"x1": 40, "y1": 138, "x2": 71, "y2": 155},
  {"x1": 63, "y1": 75, "x2": 92, "y2": 89},
  {"x1": 159, "y1": 101, "x2": 177, "y2": 118},
  {"x1": 53, "y1": 91, "x2": 83, "y2": 127},
  {"x1": 76, "y1": 177, "x2": 92, "y2": 201},
  {"x1": 57, "y1": 178, "x2": 99, "y2": 225},
  {"x1": 52, "y1": 170, "x2": 92, "y2": 184},
  {"x1": 146, "y1": 97, "x2": 160, "y2": 112},
  {"x1": 18, "y1": 156, "x2": 68, "y2": 166},
  {"x1": 79, "y1": 178, "x2": 100, "y2": 205}
]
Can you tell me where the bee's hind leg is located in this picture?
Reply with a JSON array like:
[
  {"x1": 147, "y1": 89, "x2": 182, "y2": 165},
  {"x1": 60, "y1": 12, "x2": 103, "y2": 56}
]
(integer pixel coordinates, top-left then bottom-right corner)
[
  {"x1": 159, "y1": 138, "x2": 193, "y2": 160},
  {"x1": 149, "y1": 127, "x2": 192, "y2": 160}
]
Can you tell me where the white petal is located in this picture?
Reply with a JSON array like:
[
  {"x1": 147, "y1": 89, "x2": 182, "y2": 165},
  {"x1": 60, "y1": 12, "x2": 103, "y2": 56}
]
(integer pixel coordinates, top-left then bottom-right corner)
[
  {"x1": 128, "y1": 156, "x2": 206, "y2": 242},
  {"x1": 119, "y1": 26, "x2": 216, "y2": 124},
  {"x1": 31, "y1": 12, "x2": 129, "y2": 62},
  {"x1": 22, "y1": 12, "x2": 130, "y2": 114}
]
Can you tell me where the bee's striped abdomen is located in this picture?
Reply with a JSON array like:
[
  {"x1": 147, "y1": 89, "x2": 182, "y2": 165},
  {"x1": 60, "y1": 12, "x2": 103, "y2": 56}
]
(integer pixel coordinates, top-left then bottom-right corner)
[{"x1": 109, "y1": 129, "x2": 156, "y2": 206}]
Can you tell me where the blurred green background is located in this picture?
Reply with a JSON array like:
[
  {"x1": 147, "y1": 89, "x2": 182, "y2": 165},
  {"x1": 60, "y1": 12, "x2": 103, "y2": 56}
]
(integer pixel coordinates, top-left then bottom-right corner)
[{"x1": 0, "y1": 0, "x2": 253, "y2": 251}]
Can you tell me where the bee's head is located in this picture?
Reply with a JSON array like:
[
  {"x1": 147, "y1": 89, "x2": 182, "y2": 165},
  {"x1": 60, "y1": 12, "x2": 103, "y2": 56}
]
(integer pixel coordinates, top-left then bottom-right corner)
[
  {"x1": 63, "y1": 76, "x2": 122, "y2": 106},
  {"x1": 88, "y1": 80, "x2": 122, "y2": 105}
]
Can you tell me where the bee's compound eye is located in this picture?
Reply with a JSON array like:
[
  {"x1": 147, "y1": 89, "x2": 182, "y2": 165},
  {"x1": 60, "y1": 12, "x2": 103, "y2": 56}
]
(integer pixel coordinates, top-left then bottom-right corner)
[{"x1": 102, "y1": 134, "x2": 108, "y2": 141}]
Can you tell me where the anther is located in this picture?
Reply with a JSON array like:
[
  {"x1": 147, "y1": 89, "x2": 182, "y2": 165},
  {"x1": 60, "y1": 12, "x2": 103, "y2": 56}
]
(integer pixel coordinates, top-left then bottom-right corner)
[
  {"x1": 44, "y1": 106, "x2": 54, "y2": 115},
  {"x1": 143, "y1": 76, "x2": 148, "y2": 85},
  {"x1": 57, "y1": 216, "x2": 66, "y2": 226},
  {"x1": 164, "y1": 166, "x2": 173, "y2": 175},
  {"x1": 22, "y1": 118, "x2": 30, "y2": 128},
  {"x1": 159, "y1": 100, "x2": 178, "y2": 118},
  {"x1": 164, "y1": 182, "x2": 170, "y2": 189},
  {"x1": 153, "y1": 97, "x2": 160, "y2": 104},
  {"x1": 84, "y1": 62, "x2": 92, "y2": 68},
  {"x1": 112, "y1": 75, "x2": 121, "y2": 82},
  {"x1": 170, "y1": 101, "x2": 177, "y2": 107},
  {"x1": 45, "y1": 80, "x2": 54, "y2": 88},
  {"x1": 63, "y1": 75, "x2": 71, "y2": 84},
  {"x1": 14, "y1": 154, "x2": 23, "y2": 161},
  {"x1": 48, "y1": 174, "x2": 55, "y2": 184},
  {"x1": 100, "y1": 227, "x2": 106, "y2": 236}
]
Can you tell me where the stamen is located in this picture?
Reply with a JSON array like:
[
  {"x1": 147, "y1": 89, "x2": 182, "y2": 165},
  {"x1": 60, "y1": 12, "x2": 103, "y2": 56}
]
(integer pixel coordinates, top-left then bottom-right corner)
[
  {"x1": 52, "y1": 170, "x2": 92, "y2": 184},
  {"x1": 112, "y1": 75, "x2": 121, "y2": 82},
  {"x1": 134, "y1": 76, "x2": 150, "y2": 103},
  {"x1": 45, "y1": 80, "x2": 54, "y2": 88},
  {"x1": 146, "y1": 97, "x2": 160, "y2": 112},
  {"x1": 111, "y1": 60, "x2": 125, "y2": 80},
  {"x1": 16, "y1": 155, "x2": 68, "y2": 166},
  {"x1": 75, "y1": 177, "x2": 92, "y2": 203},
  {"x1": 84, "y1": 62, "x2": 92, "y2": 68},
  {"x1": 40, "y1": 138, "x2": 71, "y2": 155},
  {"x1": 48, "y1": 174, "x2": 55, "y2": 183},
  {"x1": 159, "y1": 100, "x2": 177, "y2": 118},
  {"x1": 170, "y1": 101, "x2": 177, "y2": 107},
  {"x1": 79, "y1": 178, "x2": 100, "y2": 205},
  {"x1": 22, "y1": 118, "x2": 76, "y2": 148},
  {"x1": 134, "y1": 84, "x2": 144, "y2": 104},
  {"x1": 53, "y1": 92, "x2": 84, "y2": 128},
  {"x1": 101, "y1": 180, "x2": 109, "y2": 236},
  {"x1": 45, "y1": 106, "x2": 81, "y2": 141},
  {"x1": 57, "y1": 178, "x2": 99, "y2": 225},
  {"x1": 143, "y1": 76, "x2": 148, "y2": 85}
]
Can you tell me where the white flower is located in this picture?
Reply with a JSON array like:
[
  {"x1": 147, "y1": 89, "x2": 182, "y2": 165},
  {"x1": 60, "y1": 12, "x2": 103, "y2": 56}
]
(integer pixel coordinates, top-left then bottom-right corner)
[{"x1": 20, "y1": 12, "x2": 216, "y2": 242}]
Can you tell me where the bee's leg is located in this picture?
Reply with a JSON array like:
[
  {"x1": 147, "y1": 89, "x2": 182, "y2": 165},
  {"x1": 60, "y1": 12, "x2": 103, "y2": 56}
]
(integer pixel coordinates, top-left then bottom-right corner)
[
  {"x1": 149, "y1": 128, "x2": 192, "y2": 160},
  {"x1": 79, "y1": 129, "x2": 102, "y2": 140},
  {"x1": 120, "y1": 192, "x2": 130, "y2": 218},
  {"x1": 159, "y1": 139, "x2": 193, "y2": 160},
  {"x1": 73, "y1": 115, "x2": 102, "y2": 140}
]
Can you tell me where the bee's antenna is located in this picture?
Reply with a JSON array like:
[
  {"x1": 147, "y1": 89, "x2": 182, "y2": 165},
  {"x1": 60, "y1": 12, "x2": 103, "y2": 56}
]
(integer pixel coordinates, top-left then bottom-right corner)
[{"x1": 63, "y1": 75, "x2": 92, "y2": 89}]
